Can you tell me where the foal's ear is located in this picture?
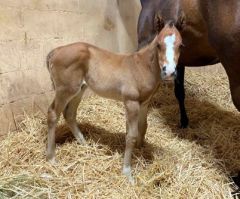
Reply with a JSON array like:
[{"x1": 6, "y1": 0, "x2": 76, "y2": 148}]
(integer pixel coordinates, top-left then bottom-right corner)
[
  {"x1": 154, "y1": 14, "x2": 164, "y2": 33},
  {"x1": 176, "y1": 12, "x2": 186, "y2": 31}
]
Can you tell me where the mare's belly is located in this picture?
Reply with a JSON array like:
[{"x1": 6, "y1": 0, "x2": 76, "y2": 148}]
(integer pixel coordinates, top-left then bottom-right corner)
[{"x1": 179, "y1": 35, "x2": 219, "y2": 66}]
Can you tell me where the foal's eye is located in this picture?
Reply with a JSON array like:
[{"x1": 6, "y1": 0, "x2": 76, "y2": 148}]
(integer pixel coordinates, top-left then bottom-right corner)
[
  {"x1": 157, "y1": 44, "x2": 161, "y2": 50},
  {"x1": 179, "y1": 44, "x2": 185, "y2": 50}
]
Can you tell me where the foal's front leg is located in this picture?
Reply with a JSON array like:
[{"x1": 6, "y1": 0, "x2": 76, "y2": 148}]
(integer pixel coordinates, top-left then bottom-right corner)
[
  {"x1": 136, "y1": 103, "x2": 148, "y2": 148},
  {"x1": 123, "y1": 100, "x2": 140, "y2": 184}
]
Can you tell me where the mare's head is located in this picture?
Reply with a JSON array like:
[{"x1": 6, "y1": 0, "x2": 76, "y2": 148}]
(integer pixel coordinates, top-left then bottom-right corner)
[{"x1": 155, "y1": 17, "x2": 183, "y2": 81}]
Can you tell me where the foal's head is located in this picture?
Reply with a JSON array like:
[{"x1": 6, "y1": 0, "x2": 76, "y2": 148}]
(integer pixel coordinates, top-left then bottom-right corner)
[{"x1": 155, "y1": 21, "x2": 183, "y2": 81}]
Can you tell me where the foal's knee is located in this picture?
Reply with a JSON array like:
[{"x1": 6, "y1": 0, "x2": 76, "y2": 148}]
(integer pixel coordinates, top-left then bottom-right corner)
[{"x1": 47, "y1": 105, "x2": 57, "y2": 128}]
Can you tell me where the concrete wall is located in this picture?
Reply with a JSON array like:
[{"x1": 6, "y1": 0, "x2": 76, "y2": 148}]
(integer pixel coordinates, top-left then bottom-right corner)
[{"x1": 0, "y1": 0, "x2": 141, "y2": 134}]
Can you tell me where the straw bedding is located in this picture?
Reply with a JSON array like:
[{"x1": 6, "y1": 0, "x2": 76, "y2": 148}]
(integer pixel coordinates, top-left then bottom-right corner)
[{"x1": 0, "y1": 68, "x2": 240, "y2": 198}]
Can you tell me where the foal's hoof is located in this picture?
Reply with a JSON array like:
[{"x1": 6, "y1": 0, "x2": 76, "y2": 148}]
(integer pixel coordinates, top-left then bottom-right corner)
[
  {"x1": 128, "y1": 176, "x2": 135, "y2": 185},
  {"x1": 47, "y1": 157, "x2": 58, "y2": 165},
  {"x1": 125, "y1": 174, "x2": 135, "y2": 185},
  {"x1": 76, "y1": 134, "x2": 87, "y2": 146},
  {"x1": 232, "y1": 172, "x2": 240, "y2": 187},
  {"x1": 78, "y1": 139, "x2": 88, "y2": 146},
  {"x1": 123, "y1": 166, "x2": 135, "y2": 185}
]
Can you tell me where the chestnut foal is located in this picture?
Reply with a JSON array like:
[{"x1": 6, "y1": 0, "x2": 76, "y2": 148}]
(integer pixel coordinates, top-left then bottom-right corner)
[{"x1": 46, "y1": 22, "x2": 182, "y2": 183}]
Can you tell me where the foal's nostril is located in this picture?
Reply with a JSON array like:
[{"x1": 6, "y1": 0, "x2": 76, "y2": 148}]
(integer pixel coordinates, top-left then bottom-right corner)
[
  {"x1": 163, "y1": 66, "x2": 166, "y2": 72},
  {"x1": 174, "y1": 71, "x2": 177, "y2": 77},
  {"x1": 171, "y1": 71, "x2": 177, "y2": 78}
]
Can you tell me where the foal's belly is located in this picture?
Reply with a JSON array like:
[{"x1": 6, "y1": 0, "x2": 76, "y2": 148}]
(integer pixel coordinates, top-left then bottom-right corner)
[{"x1": 84, "y1": 78, "x2": 124, "y2": 101}]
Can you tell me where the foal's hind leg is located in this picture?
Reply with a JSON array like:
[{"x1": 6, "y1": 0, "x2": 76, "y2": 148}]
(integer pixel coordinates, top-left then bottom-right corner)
[
  {"x1": 63, "y1": 84, "x2": 87, "y2": 145},
  {"x1": 47, "y1": 89, "x2": 75, "y2": 163}
]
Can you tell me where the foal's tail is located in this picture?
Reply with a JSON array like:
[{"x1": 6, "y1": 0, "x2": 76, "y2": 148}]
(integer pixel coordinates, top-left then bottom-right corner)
[{"x1": 46, "y1": 50, "x2": 55, "y2": 90}]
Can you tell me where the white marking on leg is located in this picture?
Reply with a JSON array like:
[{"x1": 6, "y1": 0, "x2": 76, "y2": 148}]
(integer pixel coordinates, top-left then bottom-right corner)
[
  {"x1": 82, "y1": 80, "x2": 87, "y2": 85},
  {"x1": 164, "y1": 34, "x2": 176, "y2": 75},
  {"x1": 123, "y1": 165, "x2": 135, "y2": 185},
  {"x1": 48, "y1": 156, "x2": 58, "y2": 165},
  {"x1": 123, "y1": 165, "x2": 131, "y2": 175}
]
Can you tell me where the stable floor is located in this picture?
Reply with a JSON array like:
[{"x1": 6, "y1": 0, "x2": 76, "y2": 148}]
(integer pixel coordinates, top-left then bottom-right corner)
[{"x1": 0, "y1": 69, "x2": 239, "y2": 198}]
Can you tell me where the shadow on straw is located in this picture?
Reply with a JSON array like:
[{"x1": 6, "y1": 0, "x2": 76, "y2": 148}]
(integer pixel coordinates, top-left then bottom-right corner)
[
  {"x1": 152, "y1": 82, "x2": 240, "y2": 189},
  {"x1": 54, "y1": 122, "x2": 156, "y2": 163}
]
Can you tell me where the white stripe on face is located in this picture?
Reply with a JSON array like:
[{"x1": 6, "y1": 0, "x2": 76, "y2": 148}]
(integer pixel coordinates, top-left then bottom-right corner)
[{"x1": 164, "y1": 34, "x2": 176, "y2": 75}]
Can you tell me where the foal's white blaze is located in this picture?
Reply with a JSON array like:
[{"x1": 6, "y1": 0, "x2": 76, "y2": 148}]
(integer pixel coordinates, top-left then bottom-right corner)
[{"x1": 164, "y1": 34, "x2": 176, "y2": 75}]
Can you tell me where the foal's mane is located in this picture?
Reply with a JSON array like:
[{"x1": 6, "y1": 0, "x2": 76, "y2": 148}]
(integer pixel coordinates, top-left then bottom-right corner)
[{"x1": 138, "y1": 35, "x2": 158, "y2": 54}]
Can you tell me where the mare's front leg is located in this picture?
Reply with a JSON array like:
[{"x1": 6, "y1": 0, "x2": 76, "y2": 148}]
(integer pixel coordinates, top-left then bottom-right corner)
[
  {"x1": 123, "y1": 100, "x2": 140, "y2": 184},
  {"x1": 219, "y1": 51, "x2": 240, "y2": 188},
  {"x1": 224, "y1": 67, "x2": 240, "y2": 111},
  {"x1": 174, "y1": 65, "x2": 189, "y2": 128}
]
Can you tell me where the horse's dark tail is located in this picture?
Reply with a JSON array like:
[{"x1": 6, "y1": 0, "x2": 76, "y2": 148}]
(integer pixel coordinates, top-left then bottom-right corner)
[{"x1": 46, "y1": 50, "x2": 55, "y2": 90}]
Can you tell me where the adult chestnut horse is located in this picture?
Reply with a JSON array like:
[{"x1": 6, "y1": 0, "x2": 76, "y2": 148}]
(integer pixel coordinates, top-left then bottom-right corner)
[{"x1": 138, "y1": 0, "x2": 240, "y2": 128}]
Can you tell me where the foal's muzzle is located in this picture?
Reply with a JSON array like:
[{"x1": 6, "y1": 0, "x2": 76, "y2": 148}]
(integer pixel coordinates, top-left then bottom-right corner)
[{"x1": 161, "y1": 68, "x2": 177, "y2": 81}]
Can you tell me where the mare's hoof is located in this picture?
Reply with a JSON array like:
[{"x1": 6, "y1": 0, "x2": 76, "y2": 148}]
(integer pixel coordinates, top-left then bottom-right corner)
[
  {"x1": 180, "y1": 123, "x2": 188, "y2": 129},
  {"x1": 230, "y1": 172, "x2": 240, "y2": 197},
  {"x1": 232, "y1": 188, "x2": 240, "y2": 198},
  {"x1": 180, "y1": 117, "x2": 189, "y2": 129},
  {"x1": 232, "y1": 173, "x2": 240, "y2": 187}
]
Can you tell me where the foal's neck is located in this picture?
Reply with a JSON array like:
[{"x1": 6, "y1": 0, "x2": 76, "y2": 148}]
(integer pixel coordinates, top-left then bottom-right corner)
[{"x1": 138, "y1": 38, "x2": 159, "y2": 71}]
